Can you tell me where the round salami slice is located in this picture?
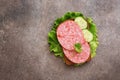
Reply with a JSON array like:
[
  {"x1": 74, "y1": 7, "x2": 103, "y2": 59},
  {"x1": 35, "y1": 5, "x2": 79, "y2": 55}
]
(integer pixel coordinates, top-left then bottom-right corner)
[
  {"x1": 63, "y1": 42, "x2": 90, "y2": 64},
  {"x1": 57, "y1": 20, "x2": 85, "y2": 50}
]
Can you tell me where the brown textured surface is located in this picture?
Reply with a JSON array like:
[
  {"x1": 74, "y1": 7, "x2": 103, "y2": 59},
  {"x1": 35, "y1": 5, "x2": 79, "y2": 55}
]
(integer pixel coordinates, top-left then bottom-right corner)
[{"x1": 0, "y1": 0, "x2": 120, "y2": 80}]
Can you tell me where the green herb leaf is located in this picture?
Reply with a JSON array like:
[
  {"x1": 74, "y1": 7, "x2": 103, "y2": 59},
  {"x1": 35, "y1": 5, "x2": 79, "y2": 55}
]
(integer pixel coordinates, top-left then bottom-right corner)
[{"x1": 74, "y1": 43, "x2": 82, "y2": 53}]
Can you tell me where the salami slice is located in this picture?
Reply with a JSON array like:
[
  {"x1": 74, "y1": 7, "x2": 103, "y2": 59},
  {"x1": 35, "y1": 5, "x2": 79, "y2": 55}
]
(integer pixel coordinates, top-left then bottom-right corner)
[
  {"x1": 63, "y1": 42, "x2": 90, "y2": 64},
  {"x1": 57, "y1": 20, "x2": 85, "y2": 50}
]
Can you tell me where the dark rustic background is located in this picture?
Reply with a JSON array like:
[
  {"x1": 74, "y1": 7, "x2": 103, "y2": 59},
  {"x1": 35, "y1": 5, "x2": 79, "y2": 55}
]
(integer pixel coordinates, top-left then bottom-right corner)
[{"x1": 0, "y1": 0, "x2": 120, "y2": 80}]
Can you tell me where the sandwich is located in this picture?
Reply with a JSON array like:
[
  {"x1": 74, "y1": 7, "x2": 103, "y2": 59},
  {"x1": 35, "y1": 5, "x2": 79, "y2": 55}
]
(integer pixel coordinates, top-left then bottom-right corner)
[{"x1": 48, "y1": 12, "x2": 99, "y2": 66}]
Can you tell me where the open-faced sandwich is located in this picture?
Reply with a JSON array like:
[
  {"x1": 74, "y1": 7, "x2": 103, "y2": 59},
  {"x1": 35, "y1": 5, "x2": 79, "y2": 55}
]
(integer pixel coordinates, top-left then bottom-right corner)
[{"x1": 48, "y1": 12, "x2": 99, "y2": 66}]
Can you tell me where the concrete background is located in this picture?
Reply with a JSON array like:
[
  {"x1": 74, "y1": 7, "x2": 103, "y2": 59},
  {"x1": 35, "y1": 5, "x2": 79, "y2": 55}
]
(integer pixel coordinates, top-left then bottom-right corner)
[{"x1": 0, "y1": 0, "x2": 120, "y2": 80}]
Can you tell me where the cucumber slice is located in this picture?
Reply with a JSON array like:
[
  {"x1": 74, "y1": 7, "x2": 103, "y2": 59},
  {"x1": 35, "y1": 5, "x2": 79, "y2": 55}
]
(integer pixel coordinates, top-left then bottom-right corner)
[
  {"x1": 82, "y1": 29, "x2": 93, "y2": 42},
  {"x1": 75, "y1": 17, "x2": 87, "y2": 29}
]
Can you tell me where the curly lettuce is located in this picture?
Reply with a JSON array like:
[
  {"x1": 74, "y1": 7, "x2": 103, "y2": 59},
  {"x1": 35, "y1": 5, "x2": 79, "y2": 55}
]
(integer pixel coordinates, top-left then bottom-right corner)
[
  {"x1": 48, "y1": 12, "x2": 98, "y2": 59},
  {"x1": 87, "y1": 17, "x2": 99, "y2": 58}
]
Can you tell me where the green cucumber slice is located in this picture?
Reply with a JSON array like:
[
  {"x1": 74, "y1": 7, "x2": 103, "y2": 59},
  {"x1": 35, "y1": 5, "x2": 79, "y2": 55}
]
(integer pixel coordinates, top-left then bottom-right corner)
[
  {"x1": 82, "y1": 29, "x2": 93, "y2": 42},
  {"x1": 75, "y1": 17, "x2": 87, "y2": 29}
]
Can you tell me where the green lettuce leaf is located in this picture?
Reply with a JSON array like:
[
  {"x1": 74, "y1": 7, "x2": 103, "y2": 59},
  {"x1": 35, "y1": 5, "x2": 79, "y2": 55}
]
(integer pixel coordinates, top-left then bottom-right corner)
[
  {"x1": 87, "y1": 17, "x2": 99, "y2": 58},
  {"x1": 48, "y1": 30, "x2": 63, "y2": 57}
]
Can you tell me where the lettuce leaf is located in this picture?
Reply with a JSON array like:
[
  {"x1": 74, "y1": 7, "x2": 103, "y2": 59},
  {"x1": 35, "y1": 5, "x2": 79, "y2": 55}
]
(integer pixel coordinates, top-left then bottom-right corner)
[
  {"x1": 87, "y1": 17, "x2": 99, "y2": 58},
  {"x1": 48, "y1": 12, "x2": 99, "y2": 59},
  {"x1": 48, "y1": 30, "x2": 63, "y2": 57}
]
